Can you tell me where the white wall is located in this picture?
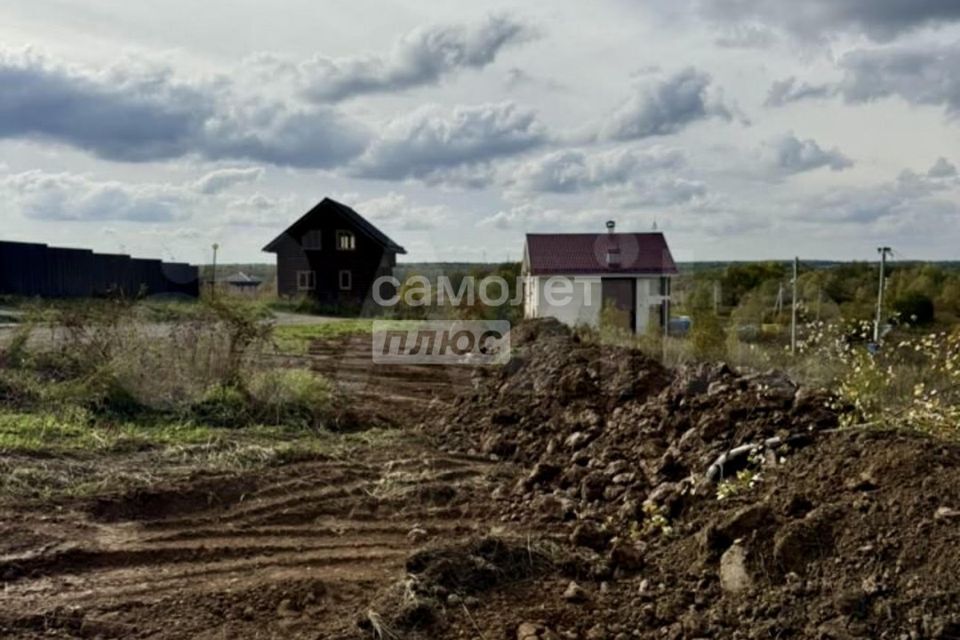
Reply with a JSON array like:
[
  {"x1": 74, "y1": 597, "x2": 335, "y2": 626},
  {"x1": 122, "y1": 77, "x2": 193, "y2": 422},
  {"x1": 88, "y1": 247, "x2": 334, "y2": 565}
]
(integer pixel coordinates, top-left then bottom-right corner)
[
  {"x1": 526, "y1": 276, "x2": 601, "y2": 328},
  {"x1": 526, "y1": 274, "x2": 672, "y2": 333},
  {"x1": 636, "y1": 276, "x2": 671, "y2": 335}
]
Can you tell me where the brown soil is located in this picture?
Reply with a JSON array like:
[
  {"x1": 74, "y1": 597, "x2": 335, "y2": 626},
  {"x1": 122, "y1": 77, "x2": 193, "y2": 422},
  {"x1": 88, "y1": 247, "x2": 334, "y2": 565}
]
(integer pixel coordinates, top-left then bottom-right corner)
[
  {"x1": 4, "y1": 321, "x2": 960, "y2": 639},
  {"x1": 0, "y1": 446, "x2": 510, "y2": 638}
]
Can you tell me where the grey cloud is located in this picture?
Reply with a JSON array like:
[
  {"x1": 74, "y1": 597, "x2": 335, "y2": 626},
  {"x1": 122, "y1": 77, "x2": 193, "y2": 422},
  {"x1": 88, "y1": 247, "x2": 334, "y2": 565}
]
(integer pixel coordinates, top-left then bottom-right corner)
[
  {"x1": 194, "y1": 167, "x2": 264, "y2": 194},
  {"x1": 294, "y1": 15, "x2": 533, "y2": 102},
  {"x1": 767, "y1": 133, "x2": 853, "y2": 174},
  {"x1": 348, "y1": 102, "x2": 547, "y2": 183},
  {"x1": 928, "y1": 157, "x2": 958, "y2": 178},
  {"x1": 0, "y1": 51, "x2": 211, "y2": 162},
  {"x1": 599, "y1": 68, "x2": 733, "y2": 141},
  {"x1": 714, "y1": 25, "x2": 778, "y2": 49},
  {"x1": 836, "y1": 43, "x2": 960, "y2": 115},
  {"x1": 504, "y1": 67, "x2": 566, "y2": 92},
  {"x1": 768, "y1": 42, "x2": 960, "y2": 116},
  {"x1": 765, "y1": 77, "x2": 836, "y2": 107},
  {"x1": 201, "y1": 101, "x2": 370, "y2": 168},
  {"x1": 509, "y1": 146, "x2": 685, "y2": 194},
  {"x1": 0, "y1": 50, "x2": 370, "y2": 168},
  {"x1": 695, "y1": 0, "x2": 960, "y2": 42},
  {"x1": 801, "y1": 167, "x2": 957, "y2": 223}
]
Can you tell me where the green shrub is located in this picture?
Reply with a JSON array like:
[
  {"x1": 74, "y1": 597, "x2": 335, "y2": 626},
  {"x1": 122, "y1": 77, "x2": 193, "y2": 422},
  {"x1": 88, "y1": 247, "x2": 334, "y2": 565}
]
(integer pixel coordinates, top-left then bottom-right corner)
[
  {"x1": 190, "y1": 385, "x2": 252, "y2": 428},
  {"x1": 247, "y1": 368, "x2": 334, "y2": 429},
  {"x1": 690, "y1": 310, "x2": 726, "y2": 360},
  {"x1": 0, "y1": 369, "x2": 42, "y2": 408},
  {"x1": 47, "y1": 367, "x2": 144, "y2": 418},
  {"x1": 0, "y1": 323, "x2": 32, "y2": 369},
  {"x1": 893, "y1": 292, "x2": 935, "y2": 326}
]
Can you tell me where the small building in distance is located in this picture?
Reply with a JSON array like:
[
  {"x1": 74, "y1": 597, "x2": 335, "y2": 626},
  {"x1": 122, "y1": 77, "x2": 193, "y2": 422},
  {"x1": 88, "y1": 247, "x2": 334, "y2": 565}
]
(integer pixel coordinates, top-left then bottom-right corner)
[
  {"x1": 521, "y1": 222, "x2": 677, "y2": 334},
  {"x1": 263, "y1": 198, "x2": 405, "y2": 308},
  {"x1": 223, "y1": 271, "x2": 263, "y2": 295}
]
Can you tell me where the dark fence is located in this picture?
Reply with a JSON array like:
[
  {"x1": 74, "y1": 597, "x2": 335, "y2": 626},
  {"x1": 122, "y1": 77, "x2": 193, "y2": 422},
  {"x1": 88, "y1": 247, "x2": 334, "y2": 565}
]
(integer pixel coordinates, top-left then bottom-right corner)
[{"x1": 0, "y1": 241, "x2": 199, "y2": 298}]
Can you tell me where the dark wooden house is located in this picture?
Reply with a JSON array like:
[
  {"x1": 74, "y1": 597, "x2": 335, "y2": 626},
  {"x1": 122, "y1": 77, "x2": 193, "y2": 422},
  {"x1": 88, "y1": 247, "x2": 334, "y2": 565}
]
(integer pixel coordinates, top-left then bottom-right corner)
[{"x1": 263, "y1": 198, "x2": 406, "y2": 307}]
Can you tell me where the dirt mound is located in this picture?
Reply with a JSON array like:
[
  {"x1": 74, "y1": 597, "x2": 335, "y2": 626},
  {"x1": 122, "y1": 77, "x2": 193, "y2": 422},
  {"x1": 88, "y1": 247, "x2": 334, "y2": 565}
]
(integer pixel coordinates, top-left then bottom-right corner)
[
  {"x1": 410, "y1": 319, "x2": 960, "y2": 638},
  {"x1": 434, "y1": 319, "x2": 839, "y2": 536},
  {"x1": 358, "y1": 536, "x2": 594, "y2": 638}
]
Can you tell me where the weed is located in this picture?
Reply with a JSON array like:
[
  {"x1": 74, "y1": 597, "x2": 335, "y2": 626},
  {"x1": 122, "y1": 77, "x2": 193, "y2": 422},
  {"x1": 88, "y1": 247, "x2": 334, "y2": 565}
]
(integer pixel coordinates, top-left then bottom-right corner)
[
  {"x1": 640, "y1": 502, "x2": 675, "y2": 537},
  {"x1": 716, "y1": 469, "x2": 763, "y2": 501}
]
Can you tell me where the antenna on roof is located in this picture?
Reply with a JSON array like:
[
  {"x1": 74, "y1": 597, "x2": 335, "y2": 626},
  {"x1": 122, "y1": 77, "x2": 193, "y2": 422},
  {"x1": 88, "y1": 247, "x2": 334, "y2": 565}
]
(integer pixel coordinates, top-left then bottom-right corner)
[
  {"x1": 652, "y1": 219, "x2": 658, "y2": 231},
  {"x1": 606, "y1": 220, "x2": 616, "y2": 234}
]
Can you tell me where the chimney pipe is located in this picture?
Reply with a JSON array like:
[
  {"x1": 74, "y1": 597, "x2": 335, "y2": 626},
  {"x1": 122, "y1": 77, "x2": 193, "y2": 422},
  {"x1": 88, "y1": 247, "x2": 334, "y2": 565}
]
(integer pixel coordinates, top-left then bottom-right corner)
[{"x1": 605, "y1": 220, "x2": 620, "y2": 267}]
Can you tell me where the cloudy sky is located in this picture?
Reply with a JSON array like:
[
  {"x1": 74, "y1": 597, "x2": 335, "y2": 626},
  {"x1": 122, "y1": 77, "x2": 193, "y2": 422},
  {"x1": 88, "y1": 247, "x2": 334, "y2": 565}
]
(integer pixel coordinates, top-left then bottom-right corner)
[{"x1": 2, "y1": 1, "x2": 960, "y2": 264}]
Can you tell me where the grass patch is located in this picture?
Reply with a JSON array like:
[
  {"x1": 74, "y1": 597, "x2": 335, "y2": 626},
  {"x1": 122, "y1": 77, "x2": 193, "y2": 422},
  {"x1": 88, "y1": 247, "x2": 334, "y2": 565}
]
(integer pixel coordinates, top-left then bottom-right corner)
[
  {"x1": 0, "y1": 407, "x2": 407, "y2": 501},
  {"x1": 273, "y1": 319, "x2": 417, "y2": 354}
]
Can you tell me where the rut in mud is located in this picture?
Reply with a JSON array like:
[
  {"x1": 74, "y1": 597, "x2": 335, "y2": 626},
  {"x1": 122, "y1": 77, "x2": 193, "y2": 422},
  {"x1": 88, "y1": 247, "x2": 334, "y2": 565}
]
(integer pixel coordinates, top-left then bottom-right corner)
[
  {"x1": 0, "y1": 452, "x2": 502, "y2": 639},
  {"x1": 0, "y1": 335, "x2": 497, "y2": 640}
]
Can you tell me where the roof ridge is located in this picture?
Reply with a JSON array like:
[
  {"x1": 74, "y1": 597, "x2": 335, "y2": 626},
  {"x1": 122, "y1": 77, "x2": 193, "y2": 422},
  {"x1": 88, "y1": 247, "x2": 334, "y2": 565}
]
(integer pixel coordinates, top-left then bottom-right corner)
[{"x1": 262, "y1": 198, "x2": 406, "y2": 254}]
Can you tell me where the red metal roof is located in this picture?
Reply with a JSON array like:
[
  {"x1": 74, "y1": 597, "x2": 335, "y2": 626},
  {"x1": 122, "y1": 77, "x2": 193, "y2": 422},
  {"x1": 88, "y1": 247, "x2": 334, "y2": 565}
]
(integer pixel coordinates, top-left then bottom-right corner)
[{"x1": 525, "y1": 232, "x2": 677, "y2": 275}]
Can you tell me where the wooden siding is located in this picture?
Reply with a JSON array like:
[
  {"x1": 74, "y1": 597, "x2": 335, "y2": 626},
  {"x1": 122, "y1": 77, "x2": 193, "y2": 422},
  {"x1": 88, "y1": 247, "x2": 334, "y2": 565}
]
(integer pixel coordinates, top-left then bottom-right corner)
[{"x1": 270, "y1": 203, "x2": 399, "y2": 306}]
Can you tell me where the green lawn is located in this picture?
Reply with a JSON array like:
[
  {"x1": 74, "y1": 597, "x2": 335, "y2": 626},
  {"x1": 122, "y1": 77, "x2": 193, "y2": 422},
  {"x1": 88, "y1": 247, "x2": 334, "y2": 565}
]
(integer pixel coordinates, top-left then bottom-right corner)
[{"x1": 273, "y1": 319, "x2": 417, "y2": 354}]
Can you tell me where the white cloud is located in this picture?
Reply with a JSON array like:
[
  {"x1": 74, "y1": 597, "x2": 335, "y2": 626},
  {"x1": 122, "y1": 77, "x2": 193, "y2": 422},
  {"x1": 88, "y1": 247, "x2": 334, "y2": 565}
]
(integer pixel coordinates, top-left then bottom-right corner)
[
  {"x1": 354, "y1": 192, "x2": 448, "y2": 230},
  {"x1": 2, "y1": 170, "x2": 194, "y2": 222},
  {"x1": 194, "y1": 167, "x2": 264, "y2": 194},
  {"x1": 506, "y1": 146, "x2": 685, "y2": 194},
  {"x1": 222, "y1": 192, "x2": 304, "y2": 227}
]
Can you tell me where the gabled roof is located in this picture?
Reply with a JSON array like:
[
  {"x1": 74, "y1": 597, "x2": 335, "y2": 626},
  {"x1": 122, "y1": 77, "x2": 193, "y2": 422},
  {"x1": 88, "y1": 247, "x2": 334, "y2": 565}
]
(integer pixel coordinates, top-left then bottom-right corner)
[
  {"x1": 262, "y1": 198, "x2": 406, "y2": 254},
  {"x1": 224, "y1": 271, "x2": 262, "y2": 285},
  {"x1": 525, "y1": 232, "x2": 677, "y2": 276}
]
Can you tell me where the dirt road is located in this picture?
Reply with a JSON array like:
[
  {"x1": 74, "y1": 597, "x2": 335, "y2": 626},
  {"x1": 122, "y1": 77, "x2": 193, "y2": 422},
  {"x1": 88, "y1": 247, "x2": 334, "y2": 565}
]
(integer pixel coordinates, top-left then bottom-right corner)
[{"x1": 0, "y1": 335, "x2": 503, "y2": 639}]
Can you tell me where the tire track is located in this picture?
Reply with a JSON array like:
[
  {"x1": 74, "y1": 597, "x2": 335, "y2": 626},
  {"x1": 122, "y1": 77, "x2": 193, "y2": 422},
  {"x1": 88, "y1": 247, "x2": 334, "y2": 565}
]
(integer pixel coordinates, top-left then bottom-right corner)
[{"x1": 0, "y1": 335, "x2": 504, "y2": 639}]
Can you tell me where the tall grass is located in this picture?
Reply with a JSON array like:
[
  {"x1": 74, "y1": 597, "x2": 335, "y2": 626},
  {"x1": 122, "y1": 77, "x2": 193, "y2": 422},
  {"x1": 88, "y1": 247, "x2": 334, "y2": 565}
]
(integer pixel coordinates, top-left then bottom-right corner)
[
  {"x1": 583, "y1": 316, "x2": 960, "y2": 440},
  {"x1": 0, "y1": 295, "x2": 340, "y2": 431}
]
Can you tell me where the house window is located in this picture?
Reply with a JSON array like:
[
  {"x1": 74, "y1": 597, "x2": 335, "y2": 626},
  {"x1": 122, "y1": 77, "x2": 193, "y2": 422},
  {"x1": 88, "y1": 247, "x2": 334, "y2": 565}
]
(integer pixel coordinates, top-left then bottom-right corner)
[
  {"x1": 336, "y1": 230, "x2": 356, "y2": 251},
  {"x1": 297, "y1": 270, "x2": 316, "y2": 291},
  {"x1": 301, "y1": 230, "x2": 322, "y2": 250},
  {"x1": 659, "y1": 276, "x2": 671, "y2": 296},
  {"x1": 339, "y1": 270, "x2": 352, "y2": 290}
]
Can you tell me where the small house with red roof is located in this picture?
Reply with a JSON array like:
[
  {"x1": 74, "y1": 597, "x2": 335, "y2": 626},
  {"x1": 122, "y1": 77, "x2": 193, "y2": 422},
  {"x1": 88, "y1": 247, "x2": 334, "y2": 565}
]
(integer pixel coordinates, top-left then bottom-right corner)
[{"x1": 521, "y1": 222, "x2": 677, "y2": 334}]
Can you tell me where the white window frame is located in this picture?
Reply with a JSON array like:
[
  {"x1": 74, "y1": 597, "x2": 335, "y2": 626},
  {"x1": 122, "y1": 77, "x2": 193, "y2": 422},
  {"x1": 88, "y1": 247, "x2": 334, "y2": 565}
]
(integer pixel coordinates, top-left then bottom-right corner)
[
  {"x1": 297, "y1": 270, "x2": 316, "y2": 291},
  {"x1": 336, "y1": 230, "x2": 356, "y2": 251},
  {"x1": 301, "y1": 230, "x2": 322, "y2": 251},
  {"x1": 339, "y1": 270, "x2": 352, "y2": 291}
]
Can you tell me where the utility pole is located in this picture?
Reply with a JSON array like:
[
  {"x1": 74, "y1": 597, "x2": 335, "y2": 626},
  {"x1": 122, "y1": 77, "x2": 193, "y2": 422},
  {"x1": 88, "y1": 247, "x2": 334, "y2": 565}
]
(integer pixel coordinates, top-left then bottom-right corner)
[
  {"x1": 713, "y1": 281, "x2": 720, "y2": 315},
  {"x1": 211, "y1": 243, "x2": 220, "y2": 298},
  {"x1": 791, "y1": 257, "x2": 799, "y2": 354},
  {"x1": 874, "y1": 246, "x2": 892, "y2": 342}
]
